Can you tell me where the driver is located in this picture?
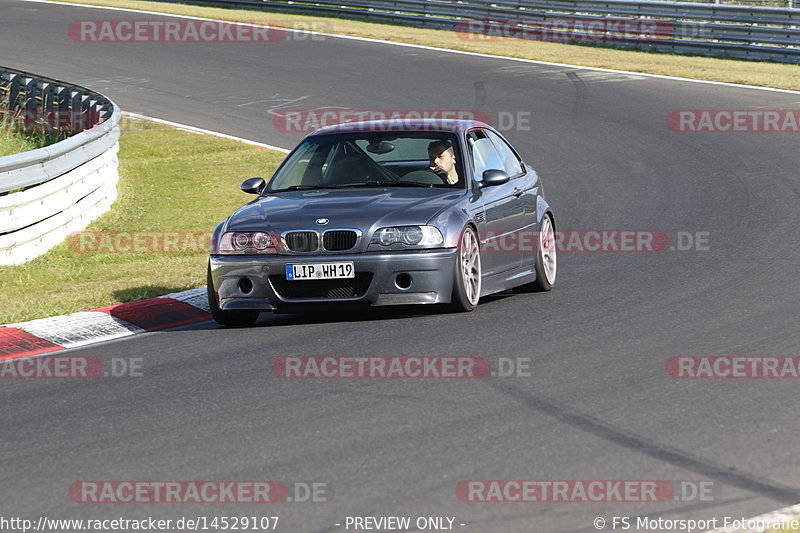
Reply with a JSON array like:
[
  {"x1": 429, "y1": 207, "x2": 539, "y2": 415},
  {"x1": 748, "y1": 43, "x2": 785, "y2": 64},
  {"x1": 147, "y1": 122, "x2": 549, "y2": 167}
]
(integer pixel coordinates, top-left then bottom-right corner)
[{"x1": 428, "y1": 140, "x2": 459, "y2": 185}]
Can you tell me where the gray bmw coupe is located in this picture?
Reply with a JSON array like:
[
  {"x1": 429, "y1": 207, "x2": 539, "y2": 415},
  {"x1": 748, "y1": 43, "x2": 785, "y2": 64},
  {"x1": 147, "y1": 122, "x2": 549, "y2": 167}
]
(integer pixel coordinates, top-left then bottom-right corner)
[{"x1": 207, "y1": 119, "x2": 556, "y2": 326}]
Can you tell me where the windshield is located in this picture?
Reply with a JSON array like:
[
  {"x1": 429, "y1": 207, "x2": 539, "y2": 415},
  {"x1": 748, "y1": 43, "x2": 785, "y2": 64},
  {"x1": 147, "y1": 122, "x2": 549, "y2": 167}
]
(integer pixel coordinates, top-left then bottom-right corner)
[{"x1": 265, "y1": 132, "x2": 465, "y2": 191}]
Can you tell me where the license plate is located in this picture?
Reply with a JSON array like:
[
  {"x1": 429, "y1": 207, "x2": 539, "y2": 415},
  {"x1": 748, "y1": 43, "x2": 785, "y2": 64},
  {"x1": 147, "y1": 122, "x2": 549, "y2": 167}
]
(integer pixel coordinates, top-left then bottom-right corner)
[{"x1": 286, "y1": 262, "x2": 355, "y2": 280}]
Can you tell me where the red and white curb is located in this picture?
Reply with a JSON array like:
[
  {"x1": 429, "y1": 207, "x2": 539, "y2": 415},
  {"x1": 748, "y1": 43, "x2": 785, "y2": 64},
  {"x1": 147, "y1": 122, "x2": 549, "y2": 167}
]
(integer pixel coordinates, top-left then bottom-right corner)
[
  {"x1": 0, "y1": 111, "x2": 283, "y2": 363},
  {"x1": 6, "y1": 3, "x2": 798, "y2": 527},
  {"x1": 0, "y1": 111, "x2": 284, "y2": 362},
  {"x1": 0, "y1": 287, "x2": 211, "y2": 360}
]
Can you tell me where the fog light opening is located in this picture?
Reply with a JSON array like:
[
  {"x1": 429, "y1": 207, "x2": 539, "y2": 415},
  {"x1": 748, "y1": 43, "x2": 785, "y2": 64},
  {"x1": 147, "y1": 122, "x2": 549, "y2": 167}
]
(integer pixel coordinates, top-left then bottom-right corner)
[
  {"x1": 395, "y1": 273, "x2": 413, "y2": 290},
  {"x1": 238, "y1": 278, "x2": 254, "y2": 294}
]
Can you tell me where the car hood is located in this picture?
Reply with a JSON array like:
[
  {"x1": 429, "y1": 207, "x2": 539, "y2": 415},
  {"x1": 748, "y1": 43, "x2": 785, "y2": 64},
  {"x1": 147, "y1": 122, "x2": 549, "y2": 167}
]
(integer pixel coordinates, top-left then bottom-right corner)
[{"x1": 225, "y1": 188, "x2": 466, "y2": 233}]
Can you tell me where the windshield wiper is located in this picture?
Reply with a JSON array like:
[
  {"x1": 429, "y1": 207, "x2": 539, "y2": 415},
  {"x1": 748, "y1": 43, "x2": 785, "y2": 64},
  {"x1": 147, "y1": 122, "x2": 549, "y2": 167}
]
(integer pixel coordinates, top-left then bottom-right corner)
[
  {"x1": 347, "y1": 180, "x2": 436, "y2": 188},
  {"x1": 267, "y1": 181, "x2": 441, "y2": 193},
  {"x1": 265, "y1": 185, "x2": 341, "y2": 193}
]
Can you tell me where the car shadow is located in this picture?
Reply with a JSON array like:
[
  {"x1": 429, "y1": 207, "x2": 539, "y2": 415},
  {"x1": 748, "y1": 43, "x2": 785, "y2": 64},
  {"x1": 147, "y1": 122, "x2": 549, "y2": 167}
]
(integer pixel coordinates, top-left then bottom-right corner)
[
  {"x1": 113, "y1": 285, "x2": 196, "y2": 302},
  {"x1": 190, "y1": 290, "x2": 517, "y2": 329}
]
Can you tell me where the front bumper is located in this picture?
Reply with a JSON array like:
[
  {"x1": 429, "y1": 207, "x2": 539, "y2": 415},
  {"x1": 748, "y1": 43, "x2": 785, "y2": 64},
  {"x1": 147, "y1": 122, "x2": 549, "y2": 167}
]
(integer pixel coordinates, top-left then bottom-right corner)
[{"x1": 209, "y1": 249, "x2": 457, "y2": 311}]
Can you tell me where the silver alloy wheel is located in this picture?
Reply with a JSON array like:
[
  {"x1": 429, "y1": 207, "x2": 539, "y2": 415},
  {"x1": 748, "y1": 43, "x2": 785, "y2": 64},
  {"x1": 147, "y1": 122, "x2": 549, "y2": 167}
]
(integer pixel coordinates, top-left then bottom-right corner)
[
  {"x1": 460, "y1": 228, "x2": 482, "y2": 306},
  {"x1": 539, "y1": 215, "x2": 557, "y2": 285}
]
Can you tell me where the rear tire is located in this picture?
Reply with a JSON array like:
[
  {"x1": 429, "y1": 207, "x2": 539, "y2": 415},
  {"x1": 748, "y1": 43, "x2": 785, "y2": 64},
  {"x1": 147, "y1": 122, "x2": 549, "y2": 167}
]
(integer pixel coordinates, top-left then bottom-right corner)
[
  {"x1": 207, "y1": 262, "x2": 260, "y2": 327},
  {"x1": 449, "y1": 226, "x2": 482, "y2": 312},
  {"x1": 513, "y1": 213, "x2": 556, "y2": 293}
]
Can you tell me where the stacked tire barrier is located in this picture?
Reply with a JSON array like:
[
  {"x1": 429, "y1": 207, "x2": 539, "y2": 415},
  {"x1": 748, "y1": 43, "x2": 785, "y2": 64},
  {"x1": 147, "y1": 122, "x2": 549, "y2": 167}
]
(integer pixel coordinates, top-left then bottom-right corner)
[
  {"x1": 159, "y1": 0, "x2": 800, "y2": 62},
  {"x1": 0, "y1": 67, "x2": 121, "y2": 266}
]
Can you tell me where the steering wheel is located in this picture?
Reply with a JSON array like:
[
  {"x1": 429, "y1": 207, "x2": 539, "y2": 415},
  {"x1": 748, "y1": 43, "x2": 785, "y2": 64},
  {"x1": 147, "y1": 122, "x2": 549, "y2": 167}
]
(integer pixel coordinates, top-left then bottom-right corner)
[{"x1": 401, "y1": 168, "x2": 450, "y2": 185}]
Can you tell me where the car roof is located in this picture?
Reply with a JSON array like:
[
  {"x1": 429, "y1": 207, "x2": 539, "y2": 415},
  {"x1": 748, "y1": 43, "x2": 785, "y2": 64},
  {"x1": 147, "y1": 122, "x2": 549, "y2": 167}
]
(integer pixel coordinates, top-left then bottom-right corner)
[{"x1": 309, "y1": 118, "x2": 492, "y2": 136}]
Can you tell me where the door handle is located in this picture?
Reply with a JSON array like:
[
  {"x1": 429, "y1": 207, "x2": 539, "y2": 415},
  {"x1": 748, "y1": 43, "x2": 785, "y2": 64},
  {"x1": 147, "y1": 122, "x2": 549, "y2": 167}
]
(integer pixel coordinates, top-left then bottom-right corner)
[{"x1": 513, "y1": 187, "x2": 523, "y2": 197}]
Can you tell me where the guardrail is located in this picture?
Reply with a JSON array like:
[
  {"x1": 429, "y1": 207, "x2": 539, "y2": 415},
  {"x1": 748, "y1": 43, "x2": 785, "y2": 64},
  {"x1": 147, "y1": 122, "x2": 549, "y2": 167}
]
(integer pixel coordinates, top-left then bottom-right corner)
[
  {"x1": 155, "y1": 0, "x2": 800, "y2": 62},
  {"x1": 0, "y1": 68, "x2": 120, "y2": 266}
]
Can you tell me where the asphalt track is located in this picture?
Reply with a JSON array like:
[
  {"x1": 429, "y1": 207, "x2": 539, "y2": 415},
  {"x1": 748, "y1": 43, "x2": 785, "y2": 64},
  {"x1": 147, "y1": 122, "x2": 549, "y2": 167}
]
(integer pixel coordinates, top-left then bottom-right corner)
[{"x1": 2, "y1": 1, "x2": 800, "y2": 531}]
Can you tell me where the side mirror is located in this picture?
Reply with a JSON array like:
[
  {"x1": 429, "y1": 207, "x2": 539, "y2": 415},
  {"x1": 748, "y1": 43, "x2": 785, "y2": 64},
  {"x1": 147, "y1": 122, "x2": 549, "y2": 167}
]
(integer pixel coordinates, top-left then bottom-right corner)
[
  {"x1": 240, "y1": 177, "x2": 266, "y2": 195},
  {"x1": 480, "y1": 169, "x2": 510, "y2": 188}
]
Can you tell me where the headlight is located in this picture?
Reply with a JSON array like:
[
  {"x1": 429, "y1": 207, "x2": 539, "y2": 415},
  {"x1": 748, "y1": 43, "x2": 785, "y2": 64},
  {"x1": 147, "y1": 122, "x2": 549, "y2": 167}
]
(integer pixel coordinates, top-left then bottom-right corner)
[
  {"x1": 371, "y1": 226, "x2": 443, "y2": 246},
  {"x1": 216, "y1": 231, "x2": 276, "y2": 254}
]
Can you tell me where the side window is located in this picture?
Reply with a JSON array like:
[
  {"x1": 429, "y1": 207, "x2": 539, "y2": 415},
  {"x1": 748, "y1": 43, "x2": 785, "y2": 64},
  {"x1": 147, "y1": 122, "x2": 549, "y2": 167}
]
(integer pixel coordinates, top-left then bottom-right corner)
[
  {"x1": 280, "y1": 158, "x2": 310, "y2": 188},
  {"x1": 486, "y1": 130, "x2": 524, "y2": 177},
  {"x1": 268, "y1": 140, "x2": 330, "y2": 190},
  {"x1": 467, "y1": 130, "x2": 504, "y2": 182}
]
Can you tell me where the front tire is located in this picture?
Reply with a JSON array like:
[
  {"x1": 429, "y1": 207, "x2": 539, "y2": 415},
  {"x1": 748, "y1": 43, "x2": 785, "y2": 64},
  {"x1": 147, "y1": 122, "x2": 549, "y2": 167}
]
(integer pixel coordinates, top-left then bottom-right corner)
[
  {"x1": 207, "y1": 262, "x2": 260, "y2": 327},
  {"x1": 450, "y1": 226, "x2": 482, "y2": 312},
  {"x1": 514, "y1": 213, "x2": 556, "y2": 293}
]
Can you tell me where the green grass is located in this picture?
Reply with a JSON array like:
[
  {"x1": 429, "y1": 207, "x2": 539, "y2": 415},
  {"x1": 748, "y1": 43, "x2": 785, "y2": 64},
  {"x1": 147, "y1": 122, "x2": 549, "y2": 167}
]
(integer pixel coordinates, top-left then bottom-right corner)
[
  {"x1": 53, "y1": 0, "x2": 800, "y2": 92},
  {"x1": 0, "y1": 117, "x2": 285, "y2": 324},
  {"x1": 0, "y1": 128, "x2": 41, "y2": 157},
  {"x1": 4, "y1": 0, "x2": 797, "y2": 324},
  {"x1": 0, "y1": 106, "x2": 73, "y2": 154}
]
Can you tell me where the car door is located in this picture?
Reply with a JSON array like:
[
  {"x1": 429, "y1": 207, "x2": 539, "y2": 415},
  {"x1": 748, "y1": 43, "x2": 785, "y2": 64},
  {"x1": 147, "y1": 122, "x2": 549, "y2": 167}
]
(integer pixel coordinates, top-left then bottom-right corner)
[
  {"x1": 484, "y1": 129, "x2": 539, "y2": 267},
  {"x1": 467, "y1": 129, "x2": 524, "y2": 276}
]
